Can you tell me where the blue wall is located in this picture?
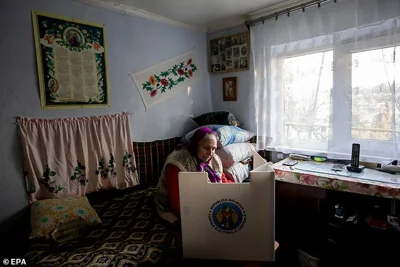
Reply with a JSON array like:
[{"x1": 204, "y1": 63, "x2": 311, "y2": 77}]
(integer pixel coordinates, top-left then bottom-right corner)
[{"x1": 0, "y1": 0, "x2": 211, "y2": 227}]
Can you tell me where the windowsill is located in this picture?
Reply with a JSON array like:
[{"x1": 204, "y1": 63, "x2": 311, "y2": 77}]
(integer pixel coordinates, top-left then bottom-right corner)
[{"x1": 265, "y1": 147, "x2": 395, "y2": 165}]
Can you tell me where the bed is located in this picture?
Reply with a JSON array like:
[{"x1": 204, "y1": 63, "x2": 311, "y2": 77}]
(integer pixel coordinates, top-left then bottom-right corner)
[
  {"x1": 17, "y1": 135, "x2": 262, "y2": 266},
  {"x1": 20, "y1": 186, "x2": 182, "y2": 266},
  {"x1": 18, "y1": 137, "x2": 183, "y2": 267}
]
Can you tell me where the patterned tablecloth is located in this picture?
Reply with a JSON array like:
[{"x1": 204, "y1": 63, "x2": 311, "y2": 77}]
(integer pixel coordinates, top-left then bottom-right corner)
[{"x1": 272, "y1": 159, "x2": 400, "y2": 199}]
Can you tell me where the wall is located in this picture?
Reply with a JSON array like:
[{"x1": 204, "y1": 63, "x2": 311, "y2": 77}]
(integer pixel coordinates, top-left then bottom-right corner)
[
  {"x1": 0, "y1": 0, "x2": 211, "y2": 231},
  {"x1": 207, "y1": 25, "x2": 255, "y2": 133}
]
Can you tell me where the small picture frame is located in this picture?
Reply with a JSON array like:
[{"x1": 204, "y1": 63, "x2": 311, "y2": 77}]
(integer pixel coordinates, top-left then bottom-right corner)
[
  {"x1": 222, "y1": 77, "x2": 237, "y2": 101},
  {"x1": 209, "y1": 31, "x2": 250, "y2": 73}
]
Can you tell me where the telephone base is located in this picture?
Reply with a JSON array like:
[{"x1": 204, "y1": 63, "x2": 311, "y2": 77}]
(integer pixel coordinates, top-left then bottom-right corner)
[{"x1": 346, "y1": 164, "x2": 365, "y2": 173}]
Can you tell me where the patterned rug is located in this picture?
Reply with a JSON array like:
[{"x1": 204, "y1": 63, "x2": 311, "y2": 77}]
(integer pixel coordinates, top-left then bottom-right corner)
[{"x1": 21, "y1": 186, "x2": 182, "y2": 267}]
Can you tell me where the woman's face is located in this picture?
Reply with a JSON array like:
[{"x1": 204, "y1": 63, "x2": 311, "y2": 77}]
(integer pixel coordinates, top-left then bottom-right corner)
[{"x1": 197, "y1": 134, "x2": 217, "y2": 162}]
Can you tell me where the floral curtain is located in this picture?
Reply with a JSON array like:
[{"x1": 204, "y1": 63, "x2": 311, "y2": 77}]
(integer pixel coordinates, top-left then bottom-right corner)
[{"x1": 17, "y1": 112, "x2": 138, "y2": 203}]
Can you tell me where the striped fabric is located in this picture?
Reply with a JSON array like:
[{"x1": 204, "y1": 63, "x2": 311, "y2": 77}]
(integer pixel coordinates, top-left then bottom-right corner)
[
  {"x1": 132, "y1": 137, "x2": 182, "y2": 187},
  {"x1": 132, "y1": 135, "x2": 267, "y2": 188}
]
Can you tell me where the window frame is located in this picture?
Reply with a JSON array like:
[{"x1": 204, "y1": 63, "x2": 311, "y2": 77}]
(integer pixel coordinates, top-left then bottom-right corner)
[
  {"x1": 270, "y1": 34, "x2": 400, "y2": 161},
  {"x1": 332, "y1": 35, "x2": 399, "y2": 161}
]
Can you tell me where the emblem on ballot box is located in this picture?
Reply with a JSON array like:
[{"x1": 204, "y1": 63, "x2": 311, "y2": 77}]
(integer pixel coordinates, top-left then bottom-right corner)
[{"x1": 208, "y1": 198, "x2": 247, "y2": 234}]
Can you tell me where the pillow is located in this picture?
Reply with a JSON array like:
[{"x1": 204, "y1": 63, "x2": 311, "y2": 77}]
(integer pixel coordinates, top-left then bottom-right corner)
[
  {"x1": 193, "y1": 111, "x2": 241, "y2": 127},
  {"x1": 51, "y1": 219, "x2": 88, "y2": 243},
  {"x1": 29, "y1": 195, "x2": 101, "y2": 239},
  {"x1": 132, "y1": 137, "x2": 182, "y2": 187},
  {"x1": 182, "y1": 125, "x2": 255, "y2": 148},
  {"x1": 224, "y1": 163, "x2": 251, "y2": 183},
  {"x1": 216, "y1": 143, "x2": 256, "y2": 168}
]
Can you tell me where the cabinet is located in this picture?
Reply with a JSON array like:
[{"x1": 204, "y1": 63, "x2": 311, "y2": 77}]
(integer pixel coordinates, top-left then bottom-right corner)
[{"x1": 275, "y1": 181, "x2": 400, "y2": 267}]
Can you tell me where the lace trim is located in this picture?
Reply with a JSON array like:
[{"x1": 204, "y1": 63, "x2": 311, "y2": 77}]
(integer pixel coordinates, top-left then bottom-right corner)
[{"x1": 16, "y1": 112, "x2": 131, "y2": 124}]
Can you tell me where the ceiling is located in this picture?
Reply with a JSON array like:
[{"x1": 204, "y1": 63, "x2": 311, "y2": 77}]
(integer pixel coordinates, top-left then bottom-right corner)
[{"x1": 78, "y1": 0, "x2": 299, "y2": 32}]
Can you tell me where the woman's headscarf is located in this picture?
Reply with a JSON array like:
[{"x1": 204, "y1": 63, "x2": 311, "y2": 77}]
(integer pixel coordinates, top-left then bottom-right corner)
[{"x1": 185, "y1": 127, "x2": 221, "y2": 183}]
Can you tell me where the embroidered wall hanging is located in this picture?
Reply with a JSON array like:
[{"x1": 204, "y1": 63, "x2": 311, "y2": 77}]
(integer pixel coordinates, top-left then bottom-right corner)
[{"x1": 130, "y1": 48, "x2": 201, "y2": 110}]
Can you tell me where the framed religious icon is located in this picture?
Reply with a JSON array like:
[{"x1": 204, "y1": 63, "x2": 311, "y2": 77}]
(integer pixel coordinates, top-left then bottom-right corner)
[
  {"x1": 222, "y1": 77, "x2": 237, "y2": 101},
  {"x1": 209, "y1": 31, "x2": 250, "y2": 74},
  {"x1": 32, "y1": 10, "x2": 110, "y2": 109}
]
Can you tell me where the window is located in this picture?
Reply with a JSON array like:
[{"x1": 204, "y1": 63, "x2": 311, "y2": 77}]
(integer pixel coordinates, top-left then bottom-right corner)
[
  {"x1": 351, "y1": 47, "x2": 399, "y2": 141},
  {"x1": 283, "y1": 51, "x2": 333, "y2": 148},
  {"x1": 279, "y1": 42, "x2": 399, "y2": 160}
]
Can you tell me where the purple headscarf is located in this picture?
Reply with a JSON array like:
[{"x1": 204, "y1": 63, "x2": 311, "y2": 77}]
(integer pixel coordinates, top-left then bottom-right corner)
[{"x1": 186, "y1": 127, "x2": 221, "y2": 183}]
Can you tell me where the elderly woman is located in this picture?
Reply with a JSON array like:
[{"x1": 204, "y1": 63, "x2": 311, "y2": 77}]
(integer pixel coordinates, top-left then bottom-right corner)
[{"x1": 155, "y1": 126, "x2": 233, "y2": 224}]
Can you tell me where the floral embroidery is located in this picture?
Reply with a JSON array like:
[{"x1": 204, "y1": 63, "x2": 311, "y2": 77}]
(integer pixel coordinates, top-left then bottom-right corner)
[
  {"x1": 149, "y1": 76, "x2": 156, "y2": 86},
  {"x1": 122, "y1": 151, "x2": 136, "y2": 173},
  {"x1": 142, "y1": 58, "x2": 198, "y2": 97},
  {"x1": 24, "y1": 171, "x2": 36, "y2": 193},
  {"x1": 40, "y1": 165, "x2": 63, "y2": 193},
  {"x1": 150, "y1": 89, "x2": 157, "y2": 97},
  {"x1": 96, "y1": 154, "x2": 116, "y2": 179},
  {"x1": 70, "y1": 161, "x2": 88, "y2": 186}
]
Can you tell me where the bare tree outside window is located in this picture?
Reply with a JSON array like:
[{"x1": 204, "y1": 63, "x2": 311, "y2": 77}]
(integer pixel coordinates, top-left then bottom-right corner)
[
  {"x1": 283, "y1": 51, "x2": 333, "y2": 142},
  {"x1": 351, "y1": 46, "x2": 400, "y2": 141}
]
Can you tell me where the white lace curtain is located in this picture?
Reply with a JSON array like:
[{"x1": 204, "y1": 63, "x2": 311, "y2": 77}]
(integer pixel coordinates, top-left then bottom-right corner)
[
  {"x1": 251, "y1": 0, "x2": 400, "y2": 162},
  {"x1": 17, "y1": 112, "x2": 139, "y2": 203}
]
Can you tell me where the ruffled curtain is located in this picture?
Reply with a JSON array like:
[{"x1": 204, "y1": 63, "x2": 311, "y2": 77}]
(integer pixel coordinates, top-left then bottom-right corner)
[
  {"x1": 17, "y1": 112, "x2": 139, "y2": 203},
  {"x1": 251, "y1": 0, "x2": 400, "y2": 162}
]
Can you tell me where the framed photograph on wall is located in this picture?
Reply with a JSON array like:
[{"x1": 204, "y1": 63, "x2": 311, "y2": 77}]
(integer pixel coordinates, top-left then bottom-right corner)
[
  {"x1": 222, "y1": 77, "x2": 237, "y2": 101},
  {"x1": 209, "y1": 31, "x2": 250, "y2": 74},
  {"x1": 32, "y1": 10, "x2": 109, "y2": 109}
]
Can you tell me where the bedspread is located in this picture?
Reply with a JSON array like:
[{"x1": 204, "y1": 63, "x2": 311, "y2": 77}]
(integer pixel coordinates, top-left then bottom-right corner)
[{"x1": 20, "y1": 187, "x2": 181, "y2": 267}]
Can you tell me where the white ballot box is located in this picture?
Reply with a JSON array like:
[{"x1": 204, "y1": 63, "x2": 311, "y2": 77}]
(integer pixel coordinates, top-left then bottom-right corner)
[{"x1": 178, "y1": 152, "x2": 275, "y2": 262}]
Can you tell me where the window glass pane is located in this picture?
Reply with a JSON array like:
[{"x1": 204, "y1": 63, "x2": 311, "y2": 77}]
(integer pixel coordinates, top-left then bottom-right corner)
[
  {"x1": 351, "y1": 47, "x2": 398, "y2": 141},
  {"x1": 283, "y1": 51, "x2": 333, "y2": 142}
]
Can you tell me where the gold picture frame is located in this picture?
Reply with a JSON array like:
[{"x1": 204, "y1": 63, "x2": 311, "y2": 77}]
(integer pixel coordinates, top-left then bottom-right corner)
[
  {"x1": 222, "y1": 77, "x2": 237, "y2": 101},
  {"x1": 209, "y1": 31, "x2": 250, "y2": 74},
  {"x1": 32, "y1": 10, "x2": 110, "y2": 109}
]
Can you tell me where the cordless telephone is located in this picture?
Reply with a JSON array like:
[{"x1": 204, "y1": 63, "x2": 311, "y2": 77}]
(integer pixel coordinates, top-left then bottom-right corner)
[
  {"x1": 346, "y1": 143, "x2": 364, "y2": 172},
  {"x1": 351, "y1": 143, "x2": 360, "y2": 167}
]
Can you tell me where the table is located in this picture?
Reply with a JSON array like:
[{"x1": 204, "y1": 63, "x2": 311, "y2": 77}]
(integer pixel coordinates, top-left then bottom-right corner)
[
  {"x1": 273, "y1": 158, "x2": 400, "y2": 199},
  {"x1": 272, "y1": 159, "x2": 400, "y2": 266}
]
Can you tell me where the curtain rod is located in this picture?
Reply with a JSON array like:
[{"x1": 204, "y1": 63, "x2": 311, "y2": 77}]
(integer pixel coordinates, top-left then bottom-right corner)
[{"x1": 245, "y1": 0, "x2": 336, "y2": 29}]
